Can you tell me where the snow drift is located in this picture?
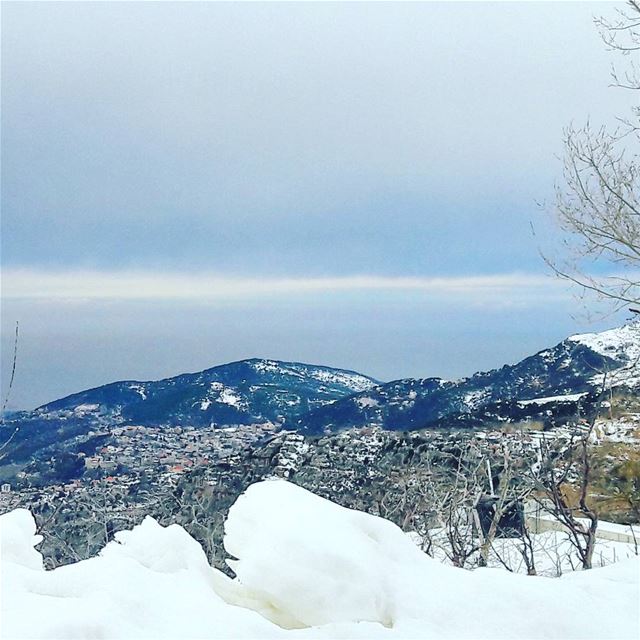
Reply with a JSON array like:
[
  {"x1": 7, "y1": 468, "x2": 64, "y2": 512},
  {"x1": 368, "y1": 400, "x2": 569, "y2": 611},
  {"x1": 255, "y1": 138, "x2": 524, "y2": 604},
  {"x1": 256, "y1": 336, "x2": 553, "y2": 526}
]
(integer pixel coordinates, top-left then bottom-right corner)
[{"x1": 1, "y1": 480, "x2": 638, "y2": 639}]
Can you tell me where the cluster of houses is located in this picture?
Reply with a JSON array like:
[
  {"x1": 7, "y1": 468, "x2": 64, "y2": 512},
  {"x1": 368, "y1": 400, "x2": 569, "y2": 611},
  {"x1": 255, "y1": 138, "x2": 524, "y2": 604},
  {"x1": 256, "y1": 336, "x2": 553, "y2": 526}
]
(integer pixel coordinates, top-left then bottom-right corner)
[
  {"x1": 3, "y1": 412, "x2": 637, "y2": 539},
  {"x1": 0, "y1": 422, "x2": 279, "y2": 519},
  {"x1": 80, "y1": 422, "x2": 278, "y2": 475}
]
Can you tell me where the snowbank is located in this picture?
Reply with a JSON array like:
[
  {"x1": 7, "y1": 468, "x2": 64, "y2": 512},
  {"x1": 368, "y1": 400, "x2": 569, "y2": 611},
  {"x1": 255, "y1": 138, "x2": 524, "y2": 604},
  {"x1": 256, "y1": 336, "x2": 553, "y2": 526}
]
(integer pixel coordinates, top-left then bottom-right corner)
[
  {"x1": 1, "y1": 481, "x2": 639, "y2": 639},
  {"x1": 0, "y1": 508, "x2": 279, "y2": 640}
]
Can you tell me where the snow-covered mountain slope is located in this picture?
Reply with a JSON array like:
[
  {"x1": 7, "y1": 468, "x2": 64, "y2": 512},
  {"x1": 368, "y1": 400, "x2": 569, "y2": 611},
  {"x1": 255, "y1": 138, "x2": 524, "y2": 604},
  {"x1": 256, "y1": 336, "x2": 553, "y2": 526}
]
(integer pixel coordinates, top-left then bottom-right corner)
[
  {"x1": 34, "y1": 358, "x2": 379, "y2": 427},
  {"x1": 0, "y1": 360, "x2": 378, "y2": 466},
  {"x1": 567, "y1": 323, "x2": 640, "y2": 388},
  {"x1": 2, "y1": 324, "x2": 639, "y2": 464},
  {"x1": 296, "y1": 322, "x2": 640, "y2": 434},
  {"x1": 568, "y1": 323, "x2": 640, "y2": 361},
  {"x1": 2, "y1": 480, "x2": 638, "y2": 639}
]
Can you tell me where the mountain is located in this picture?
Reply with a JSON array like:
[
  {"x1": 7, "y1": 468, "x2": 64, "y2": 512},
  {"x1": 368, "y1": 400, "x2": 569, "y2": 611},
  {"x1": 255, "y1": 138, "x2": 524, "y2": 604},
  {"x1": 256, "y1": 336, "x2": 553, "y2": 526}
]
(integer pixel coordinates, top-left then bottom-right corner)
[
  {"x1": 2, "y1": 323, "x2": 638, "y2": 469},
  {"x1": 293, "y1": 323, "x2": 640, "y2": 434},
  {"x1": 36, "y1": 358, "x2": 379, "y2": 427},
  {"x1": 0, "y1": 359, "x2": 378, "y2": 465}
]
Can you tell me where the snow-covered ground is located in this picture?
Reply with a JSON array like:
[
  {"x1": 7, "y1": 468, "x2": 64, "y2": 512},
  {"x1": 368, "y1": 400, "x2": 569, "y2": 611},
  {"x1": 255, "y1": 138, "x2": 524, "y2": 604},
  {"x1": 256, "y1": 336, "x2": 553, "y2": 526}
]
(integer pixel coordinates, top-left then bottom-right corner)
[
  {"x1": 416, "y1": 523, "x2": 639, "y2": 577},
  {"x1": 1, "y1": 480, "x2": 638, "y2": 639}
]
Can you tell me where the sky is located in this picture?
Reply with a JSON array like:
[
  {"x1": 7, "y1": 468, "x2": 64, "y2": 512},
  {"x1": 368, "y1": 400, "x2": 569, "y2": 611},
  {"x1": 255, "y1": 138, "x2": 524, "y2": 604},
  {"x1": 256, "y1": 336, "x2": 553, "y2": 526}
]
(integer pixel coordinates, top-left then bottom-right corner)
[{"x1": 1, "y1": 1, "x2": 637, "y2": 410}]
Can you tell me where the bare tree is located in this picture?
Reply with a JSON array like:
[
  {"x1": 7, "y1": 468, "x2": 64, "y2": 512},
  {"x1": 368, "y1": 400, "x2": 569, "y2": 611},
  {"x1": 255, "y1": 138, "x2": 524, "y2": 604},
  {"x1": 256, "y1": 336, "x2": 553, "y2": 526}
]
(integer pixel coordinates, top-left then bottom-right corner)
[
  {"x1": 167, "y1": 479, "x2": 227, "y2": 567},
  {"x1": 477, "y1": 447, "x2": 535, "y2": 571},
  {"x1": 546, "y1": 2, "x2": 639, "y2": 311},
  {"x1": 530, "y1": 386, "x2": 607, "y2": 570},
  {"x1": 395, "y1": 440, "x2": 536, "y2": 572},
  {"x1": 440, "y1": 453, "x2": 483, "y2": 569}
]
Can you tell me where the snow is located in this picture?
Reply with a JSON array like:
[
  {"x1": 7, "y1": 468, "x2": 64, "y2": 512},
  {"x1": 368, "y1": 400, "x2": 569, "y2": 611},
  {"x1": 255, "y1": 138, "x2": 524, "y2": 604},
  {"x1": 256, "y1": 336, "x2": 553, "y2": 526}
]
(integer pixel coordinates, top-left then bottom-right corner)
[
  {"x1": 2, "y1": 481, "x2": 639, "y2": 640},
  {"x1": 251, "y1": 360, "x2": 304, "y2": 378},
  {"x1": 218, "y1": 387, "x2": 243, "y2": 407},
  {"x1": 533, "y1": 513, "x2": 639, "y2": 542},
  {"x1": 462, "y1": 389, "x2": 488, "y2": 410},
  {"x1": 518, "y1": 392, "x2": 587, "y2": 406},
  {"x1": 418, "y1": 523, "x2": 639, "y2": 577},
  {"x1": 355, "y1": 396, "x2": 379, "y2": 408},
  {"x1": 128, "y1": 384, "x2": 147, "y2": 401},
  {"x1": 73, "y1": 403, "x2": 100, "y2": 414},
  {"x1": 1, "y1": 510, "x2": 278, "y2": 640},
  {"x1": 568, "y1": 323, "x2": 640, "y2": 388},
  {"x1": 302, "y1": 368, "x2": 376, "y2": 393},
  {"x1": 568, "y1": 323, "x2": 640, "y2": 362},
  {"x1": 204, "y1": 382, "x2": 244, "y2": 409},
  {"x1": 249, "y1": 360, "x2": 377, "y2": 393}
]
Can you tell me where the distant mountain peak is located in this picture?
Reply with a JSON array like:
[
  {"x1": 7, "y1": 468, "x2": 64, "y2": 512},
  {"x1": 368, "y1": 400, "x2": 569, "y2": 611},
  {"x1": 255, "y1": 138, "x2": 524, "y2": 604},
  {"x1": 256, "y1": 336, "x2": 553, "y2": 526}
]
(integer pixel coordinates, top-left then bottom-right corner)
[
  {"x1": 294, "y1": 321, "x2": 640, "y2": 434},
  {"x1": 567, "y1": 322, "x2": 640, "y2": 363},
  {"x1": 29, "y1": 358, "x2": 380, "y2": 430}
]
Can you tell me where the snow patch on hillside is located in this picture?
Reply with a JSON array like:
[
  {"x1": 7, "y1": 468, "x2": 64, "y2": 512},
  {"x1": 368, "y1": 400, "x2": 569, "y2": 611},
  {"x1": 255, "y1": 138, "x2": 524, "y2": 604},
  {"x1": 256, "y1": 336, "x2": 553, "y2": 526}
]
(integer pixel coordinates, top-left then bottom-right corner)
[
  {"x1": 569, "y1": 323, "x2": 640, "y2": 364},
  {"x1": 250, "y1": 359, "x2": 284, "y2": 375},
  {"x1": 462, "y1": 388, "x2": 489, "y2": 410},
  {"x1": 518, "y1": 392, "x2": 587, "y2": 406},
  {"x1": 128, "y1": 384, "x2": 148, "y2": 400},
  {"x1": 569, "y1": 323, "x2": 640, "y2": 389},
  {"x1": 73, "y1": 403, "x2": 100, "y2": 414},
  {"x1": 302, "y1": 368, "x2": 376, "y2": 392},
  {"x1": 355, "y1": 396, "x2": 379, "y2": 409},
  {"x1": 208, "y1": 382, "x2": 244, "y2": 408},
  {"x1": 250, "y1": 360, "x2": 377, "y2": 393}
]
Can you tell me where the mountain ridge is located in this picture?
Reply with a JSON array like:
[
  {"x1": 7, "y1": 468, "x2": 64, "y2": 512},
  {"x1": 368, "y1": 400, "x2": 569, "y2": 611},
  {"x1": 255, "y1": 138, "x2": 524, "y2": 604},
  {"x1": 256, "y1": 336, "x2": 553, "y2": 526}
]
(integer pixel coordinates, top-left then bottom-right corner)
[
  {"x1": 35, "y1": 357, "x2": 380, "y2": 413},
  {"x1": 37, "y1": 358, "x2": 378, "y2": 411},
  {"x1": 292, "y1": 322, "x2": 640, "y2": 433},
  {"x1": 35, "y1": 358, "x2": 379, "y2": 427},
  {"x1": 1, "y1": 323, "x2": 638, "y2": 467}
]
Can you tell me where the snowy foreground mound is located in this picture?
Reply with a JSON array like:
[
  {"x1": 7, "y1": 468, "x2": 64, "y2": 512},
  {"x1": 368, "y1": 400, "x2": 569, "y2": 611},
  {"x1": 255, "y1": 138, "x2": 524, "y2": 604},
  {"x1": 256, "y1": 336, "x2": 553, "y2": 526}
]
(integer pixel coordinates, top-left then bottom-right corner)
[{"x1": 2, "y1": 481, "x2": 639, "y2": 639}]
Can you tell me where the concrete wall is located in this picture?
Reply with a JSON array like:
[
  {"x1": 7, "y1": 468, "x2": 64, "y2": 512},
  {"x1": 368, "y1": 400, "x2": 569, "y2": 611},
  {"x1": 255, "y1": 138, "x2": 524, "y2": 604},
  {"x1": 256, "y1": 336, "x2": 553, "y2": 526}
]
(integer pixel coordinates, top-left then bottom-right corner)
[{"x1": 526, "y1": 515, "x2": 639, "y2": 545}]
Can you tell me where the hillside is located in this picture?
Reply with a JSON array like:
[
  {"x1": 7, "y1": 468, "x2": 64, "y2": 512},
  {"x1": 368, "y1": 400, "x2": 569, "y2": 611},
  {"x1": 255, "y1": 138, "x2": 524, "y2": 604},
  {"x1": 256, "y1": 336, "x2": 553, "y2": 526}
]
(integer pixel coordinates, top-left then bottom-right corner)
[
  {"x1": 294, "y1": 323, "x2": 640, "y2": 434},
  {"x1": 1, "y1": 323, "x2": 638, "y2": 470},
  {"x1": 0, "y1": 359, "x2": 378, "y2": 466}
]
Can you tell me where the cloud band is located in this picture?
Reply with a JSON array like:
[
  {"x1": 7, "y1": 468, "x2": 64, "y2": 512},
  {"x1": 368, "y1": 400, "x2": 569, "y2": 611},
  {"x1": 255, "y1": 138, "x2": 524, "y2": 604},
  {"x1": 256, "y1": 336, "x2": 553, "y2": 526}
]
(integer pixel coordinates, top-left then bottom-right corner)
[{"x1": 2, "y1": 268, "x2": 569, "y2": 304}]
